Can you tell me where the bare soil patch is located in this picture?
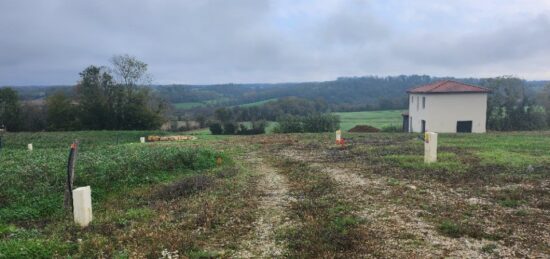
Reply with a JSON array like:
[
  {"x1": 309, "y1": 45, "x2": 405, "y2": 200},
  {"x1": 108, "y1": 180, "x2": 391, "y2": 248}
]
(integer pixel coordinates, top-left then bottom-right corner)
[
  {"x1": 349, "y1": 125, "x2": 380, "y2": 133},
  {"x1": 261, "y1": 133, "x2": 549, "y2": 257}
]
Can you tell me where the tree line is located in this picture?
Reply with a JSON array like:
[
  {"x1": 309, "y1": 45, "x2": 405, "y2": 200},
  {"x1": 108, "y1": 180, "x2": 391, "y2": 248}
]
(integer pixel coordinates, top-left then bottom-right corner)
[
  {"x1": 0, "y1": 55, "x2": 165, "y2": 132},
  {"x1": 3, "y1": 72, "x2": 550, "y2": 132},
  {"x1": 482, "y1": 77, "x2": 548, "y2": 131},
  {"x1": 163, "y1": 75, "x2": 547, "y2": 115}
]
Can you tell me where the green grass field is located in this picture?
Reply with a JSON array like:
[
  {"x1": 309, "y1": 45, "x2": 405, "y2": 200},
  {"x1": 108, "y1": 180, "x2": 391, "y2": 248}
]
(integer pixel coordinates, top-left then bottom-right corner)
[
  {"x1": 197, "y1": 109, "x2": 402, "y2": 135},
  {"x1": 173, "y1": 98, "x2": 277, "y2": 110},
  {"x1": 1, "y1": 130, "x2": 548, "y2": 257},
  {"x1": 173, "y1": 102, "x2": 206, "y2": 109},
  {"x1": 233, "y1": 98, "x2": 277, "y2": 108},
  {"x1": 0, "y1": 131, "x2": 237, "y2": 257},
  {"x1": 333, "y1": 110, "x2": 404, "y2": 131}
]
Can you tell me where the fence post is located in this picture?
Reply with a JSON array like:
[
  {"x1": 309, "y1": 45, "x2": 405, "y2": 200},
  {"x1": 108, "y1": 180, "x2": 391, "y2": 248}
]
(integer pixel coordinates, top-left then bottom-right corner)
[
  {"x1": 73, "y1": 186, "x2": 92, "y2": 227},
  {"x1": 64, "y1": 140, "x2": 79, "y2": 210},
  {"x1": 424, "y1": 132, "x2": 438, "y2": 163}
]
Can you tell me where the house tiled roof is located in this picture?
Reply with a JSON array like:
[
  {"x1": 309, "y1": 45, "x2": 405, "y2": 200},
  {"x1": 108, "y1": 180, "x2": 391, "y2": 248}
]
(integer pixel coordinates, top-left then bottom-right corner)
[{"x1": 407, "y1": 80, "x2": 491, "y2": 94}]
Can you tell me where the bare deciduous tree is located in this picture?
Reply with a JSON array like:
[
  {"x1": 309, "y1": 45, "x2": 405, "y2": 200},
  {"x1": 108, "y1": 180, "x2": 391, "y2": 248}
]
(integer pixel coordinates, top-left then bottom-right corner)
[{"x1": 110, "y1": 54, "x2": 152, "y2": 88}]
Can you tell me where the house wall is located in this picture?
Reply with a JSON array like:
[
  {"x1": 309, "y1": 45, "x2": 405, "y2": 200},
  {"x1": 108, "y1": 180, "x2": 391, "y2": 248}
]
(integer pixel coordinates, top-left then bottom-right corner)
[{"x1": 408, "y1": 93, "x2": 488, "y2": 133}]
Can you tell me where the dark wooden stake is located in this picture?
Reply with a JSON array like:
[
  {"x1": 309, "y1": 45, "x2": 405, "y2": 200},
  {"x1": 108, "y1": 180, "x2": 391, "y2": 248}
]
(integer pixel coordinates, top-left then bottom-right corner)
[{"x1": 64, "y1": 140, "x2": 79, "y2": 211}]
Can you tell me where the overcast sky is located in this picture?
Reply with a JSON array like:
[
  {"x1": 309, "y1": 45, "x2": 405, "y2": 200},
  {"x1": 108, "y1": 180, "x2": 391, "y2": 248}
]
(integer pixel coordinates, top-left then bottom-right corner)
[{"x1": 1, "y1": 0, "x2": 550, "y2": 86}]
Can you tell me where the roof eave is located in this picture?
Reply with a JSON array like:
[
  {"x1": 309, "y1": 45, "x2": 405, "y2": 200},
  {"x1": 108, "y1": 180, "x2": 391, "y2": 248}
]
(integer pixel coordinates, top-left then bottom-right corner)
[{"x1": 407, "y1": 91, "x2": 491, "y2": 94}]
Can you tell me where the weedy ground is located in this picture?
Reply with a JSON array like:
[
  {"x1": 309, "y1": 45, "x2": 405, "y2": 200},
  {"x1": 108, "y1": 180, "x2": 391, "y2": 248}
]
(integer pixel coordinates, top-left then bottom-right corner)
[{"x1": 0, "y1": 131, "x2": 549, "y2": 258}]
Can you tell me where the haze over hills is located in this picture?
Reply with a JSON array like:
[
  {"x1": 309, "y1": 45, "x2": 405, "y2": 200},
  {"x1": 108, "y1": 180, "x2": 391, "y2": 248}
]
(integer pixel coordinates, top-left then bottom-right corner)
[{"x1": 6, "y1": 75, "x2": 549, "y2": 112}]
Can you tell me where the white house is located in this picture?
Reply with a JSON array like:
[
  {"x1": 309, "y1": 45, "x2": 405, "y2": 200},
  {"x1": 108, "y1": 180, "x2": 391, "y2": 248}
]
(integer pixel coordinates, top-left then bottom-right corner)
[{"x1": 403, "y1": 80, "x2": 491, "y2": 133}]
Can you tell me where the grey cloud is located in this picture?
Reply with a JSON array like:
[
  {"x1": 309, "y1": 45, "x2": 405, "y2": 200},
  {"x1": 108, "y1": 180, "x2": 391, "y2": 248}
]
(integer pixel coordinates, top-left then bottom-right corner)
[
  {"x1": 318, "y1": 3, "x2": 390, "y2": 46},
  {"x1": 391, "y1": 15, "x2": 550, "y2": 67},
  {"x1": 0, "y1": 1, "x2": 549, "y2": 85}
]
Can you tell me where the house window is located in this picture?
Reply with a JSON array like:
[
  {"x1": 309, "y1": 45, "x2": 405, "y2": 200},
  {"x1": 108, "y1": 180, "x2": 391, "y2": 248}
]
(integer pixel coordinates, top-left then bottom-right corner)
[
  {"x1": 422, "y1": 97, "x2": 426, "y2": 109},
  {"x1": 416, "y1": 96, "x2": 419, "y2": 111}
]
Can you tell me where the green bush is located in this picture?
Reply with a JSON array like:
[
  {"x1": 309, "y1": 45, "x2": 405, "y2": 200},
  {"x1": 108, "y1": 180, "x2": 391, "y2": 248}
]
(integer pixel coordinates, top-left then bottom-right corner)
[
  {"x1": 303, "y1": 114, "x2": 340, "y2": 133},
  {"x1": 236, "y1": 120, "x2": 268, "y2": 135},
  {"x1": 438, "y1": 220, "x2": 462, "y2": 238},
  {"x1": 275, "y1": 114, "x2": 340, "y2": 133},
  {"x1": 498, "y1": 199, "x2": 522, "y2": 208},
  {"x1": 222, "y1": 122, "x2": 237, "y2": 134},
  {"x1": 209, "y1": 123, "x2": 223, "y2": 135},
  {"x1": 274, "y1": 115, "x2": 304, "y2": 133},
  {"x1": 210, "y1": 120, "x2": 267, "y2": 135}
]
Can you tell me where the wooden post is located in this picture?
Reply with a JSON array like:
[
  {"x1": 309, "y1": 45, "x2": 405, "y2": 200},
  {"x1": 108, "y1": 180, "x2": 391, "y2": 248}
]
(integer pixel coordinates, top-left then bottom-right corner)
[
  {"x1": 424, "y1": 132, "x2": 438, "y2": 163},
  {"x1": 64, "y1": 140, "x2": 79, "y2": 210},
  {"x1": 73, "y1": 186, "x2": 92, "y2": 227},
  {"x1": 27, "y1": 143, "x2": 33, "y2": 151}
]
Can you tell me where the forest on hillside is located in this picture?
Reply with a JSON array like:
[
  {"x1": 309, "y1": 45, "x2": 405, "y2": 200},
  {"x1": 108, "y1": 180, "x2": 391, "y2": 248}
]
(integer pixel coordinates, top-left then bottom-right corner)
[
  {"x1": 154, "y1": 76, "x2": 548, "y2": 111},
  {"x1": 11, "y1": 75, "x2": 548, "y2": 111},
  {"x1": 2, "y1": 75, "x2": 550, "y2": 132}
]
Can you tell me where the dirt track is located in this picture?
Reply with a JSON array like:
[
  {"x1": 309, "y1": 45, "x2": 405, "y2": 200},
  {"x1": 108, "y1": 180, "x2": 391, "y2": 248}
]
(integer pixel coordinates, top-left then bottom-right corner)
[
  {"x1": 231, "y1": 134, "x2": 550, "y2": 258},
  {"x1": 235, "y1": 153, "x2": 292, "y2": 258}
]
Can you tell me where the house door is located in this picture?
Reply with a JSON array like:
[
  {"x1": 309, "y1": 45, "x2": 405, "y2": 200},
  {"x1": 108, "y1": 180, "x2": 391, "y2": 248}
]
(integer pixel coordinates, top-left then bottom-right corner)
[
  {"x1": 457, "y1": 121, "x2": 472, "y2": 133},
  {"x1": 421, "y1": 120, "x2": 426, "y2": 133}
]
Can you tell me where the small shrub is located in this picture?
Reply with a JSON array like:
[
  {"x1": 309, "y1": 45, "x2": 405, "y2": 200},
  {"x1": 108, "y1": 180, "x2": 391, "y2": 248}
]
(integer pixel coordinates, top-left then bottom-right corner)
[
  {"x1": 275, "y1": 114, "x2": 340, "y2": 133},
  {"x1": 208, "y1": 123, "x2": 223, "y2": 135},
  {"x1": 481, "y1": 243, "x2": 497, "y2": 254},
  {"x1": 215, "y1": 166, "x2": 239, "y2": 178},
  {"x1": 223, "y1": 122, "x2": 237, "y2": 134},
  {"x1": 274, "y1": 115, "x2": 303, "y2": 133},
  {"x1": 514, "y1": 209, "x2": 528, "y2": 216},
  {"x1": 236, "y1": 120, "x2": 268, "y2": 135},
  {"x1": 302, "y1": 114, "x2": 340, "y2": 133},
  {"x1": 438, "y1": 220, "x2": 462, "y2": 238},
  {"x1": 173, "y1": 149, "x2": 220, "y2": 170},
  {"x1": 498, "y1": 199, "x2": 522, "y2": 208},
  {"x1": 387, "y1": 177, "x2": 401, "y2": 186}
]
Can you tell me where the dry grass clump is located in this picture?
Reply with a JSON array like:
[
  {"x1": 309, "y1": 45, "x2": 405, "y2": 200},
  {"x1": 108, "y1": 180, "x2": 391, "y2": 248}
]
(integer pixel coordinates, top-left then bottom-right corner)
[
  {"x1": 275, "y1": 159, "x2": 375, "y2": 258},
  {"x1": 155, "y1": 175, "x2": 215, "y2": 200}
]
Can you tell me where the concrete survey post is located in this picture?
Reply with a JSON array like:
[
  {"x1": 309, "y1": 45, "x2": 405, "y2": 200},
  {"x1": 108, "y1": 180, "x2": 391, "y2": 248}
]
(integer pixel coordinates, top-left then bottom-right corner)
[
  {"x1": 73, "y1": 186, "x2": 92, "y2": 227},
  {"x1": 336, "y1": 130, "x2": 342, "y2": 142},
  {"x1": 140, "y1": 137, "x2": 145, "y2": 143},
  {"x1": 27, "y1": 144, "x2": 33, "y2": 151},
  {"x1": 424, "y1": 132, "x2": 438, "y2": 163}
]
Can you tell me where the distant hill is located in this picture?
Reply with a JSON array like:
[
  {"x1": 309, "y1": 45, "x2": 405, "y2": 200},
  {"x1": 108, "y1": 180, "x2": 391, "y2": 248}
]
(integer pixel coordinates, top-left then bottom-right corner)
[
  {"x1": 4, "y1": 75, "x2": 549, "y2": 112},
  {"x1": 152, "y1": 75, "x2": 549, "y2": 111}
]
